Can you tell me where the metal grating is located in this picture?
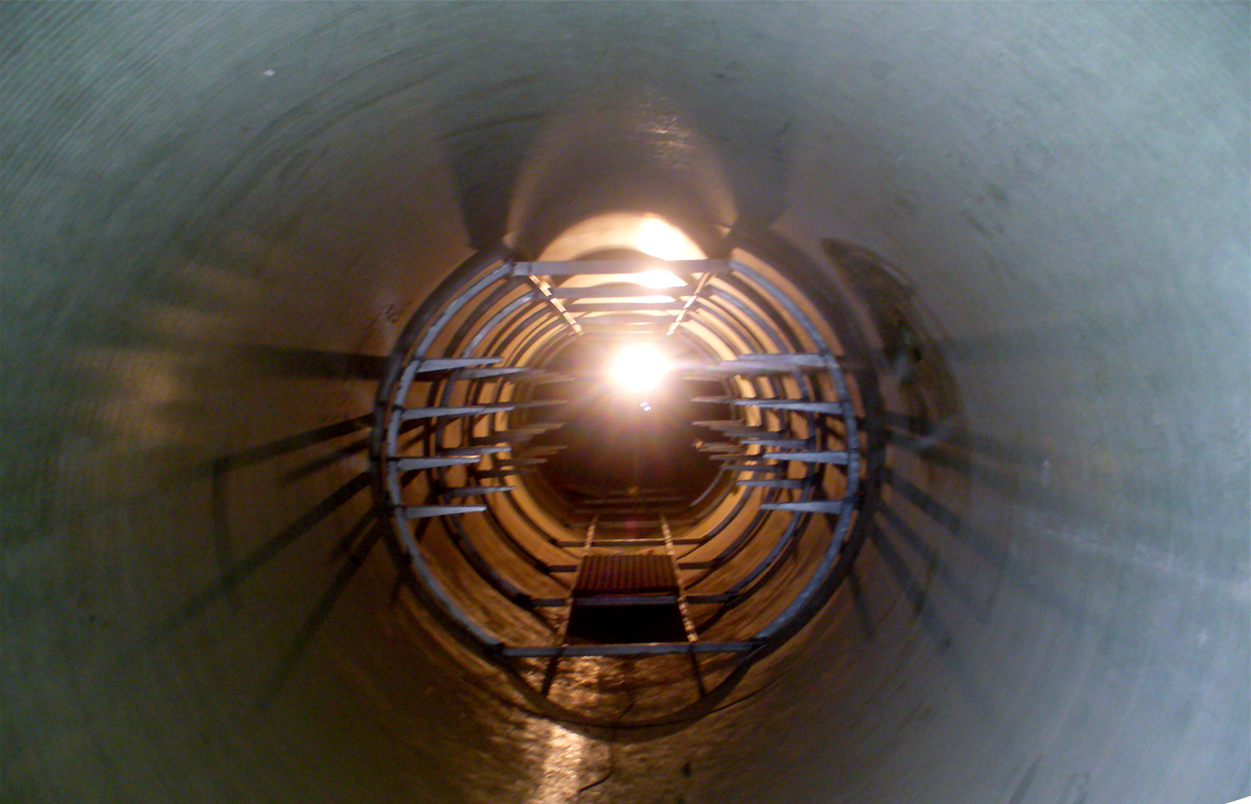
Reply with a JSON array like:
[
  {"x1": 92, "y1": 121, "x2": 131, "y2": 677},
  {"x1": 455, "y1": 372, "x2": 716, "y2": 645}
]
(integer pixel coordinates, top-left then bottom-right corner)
[{"x1": 573, "y1": 553, "x2": 679, "y2": 597}]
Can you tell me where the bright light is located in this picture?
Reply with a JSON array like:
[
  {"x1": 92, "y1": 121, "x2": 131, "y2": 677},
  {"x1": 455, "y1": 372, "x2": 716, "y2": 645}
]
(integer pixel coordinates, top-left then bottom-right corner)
[
  {"x1": 571, "y1": 294, "x2": 675, "y2": 306},
  {"x1": 609, "y1": 344, "x2": 670, "y2": 393},
  {"x1": 631, "y1": 269, "x2": 687, "y2": 289},
  {"x1": 536, "y1": 213, "x2": 706, "y2": 262},
  {"x1": 634, "y1": 216, "x2": 697, "y2": 260}
]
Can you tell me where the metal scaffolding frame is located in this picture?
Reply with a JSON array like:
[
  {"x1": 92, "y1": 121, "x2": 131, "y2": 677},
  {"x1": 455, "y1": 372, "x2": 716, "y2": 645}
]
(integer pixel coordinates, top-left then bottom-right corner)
[{"x1": 370, "y1": 244, "x2": 872, "y2": 708}]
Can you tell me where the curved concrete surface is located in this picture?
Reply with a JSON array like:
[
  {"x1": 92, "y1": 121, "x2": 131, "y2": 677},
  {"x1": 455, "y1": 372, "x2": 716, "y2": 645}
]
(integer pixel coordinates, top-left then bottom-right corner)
[{"x1": 3, "y1": 4, "x2": 1247, "y2": 803}]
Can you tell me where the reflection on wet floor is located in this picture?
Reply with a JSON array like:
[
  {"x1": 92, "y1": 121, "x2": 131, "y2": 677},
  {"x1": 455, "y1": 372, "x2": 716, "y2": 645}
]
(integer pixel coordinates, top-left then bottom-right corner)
[{"x1": 525, "y1": 720, "x2": 594, "y2": 803}]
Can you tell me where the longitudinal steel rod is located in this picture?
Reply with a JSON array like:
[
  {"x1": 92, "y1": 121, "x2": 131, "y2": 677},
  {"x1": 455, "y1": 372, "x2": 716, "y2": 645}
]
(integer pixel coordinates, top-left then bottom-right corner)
[
  {"x1": 513, "y1": 259, "x2": 731, "y2": 277},
  {"x1": 499, "y1": 642, "x2": 758, "y2": 658}
]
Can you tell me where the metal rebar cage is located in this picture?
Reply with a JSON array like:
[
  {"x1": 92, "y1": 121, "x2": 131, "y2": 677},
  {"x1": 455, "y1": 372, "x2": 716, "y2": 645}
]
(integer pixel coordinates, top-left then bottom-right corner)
[{"x1": 370, "y1": 238, "x2": 881, "y2": 722}]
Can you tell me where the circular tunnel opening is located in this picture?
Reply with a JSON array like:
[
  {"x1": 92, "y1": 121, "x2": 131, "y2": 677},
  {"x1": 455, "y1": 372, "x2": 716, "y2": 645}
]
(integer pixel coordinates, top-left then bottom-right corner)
[{"x1": 369, "y1": 214, "x2": 888, "y2": 724}]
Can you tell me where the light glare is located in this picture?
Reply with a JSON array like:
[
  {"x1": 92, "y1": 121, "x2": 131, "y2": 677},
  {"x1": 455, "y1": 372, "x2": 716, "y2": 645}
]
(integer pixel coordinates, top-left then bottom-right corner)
[
  {"x1": 609, "y1": 344, "x2": 670, "y2": 393},
  {"x1": 632, "y1": 270, "x2": 687, "y2": 289},
  {"x1": 635, "y1": 216, "x2": 699, "y2": 261}
]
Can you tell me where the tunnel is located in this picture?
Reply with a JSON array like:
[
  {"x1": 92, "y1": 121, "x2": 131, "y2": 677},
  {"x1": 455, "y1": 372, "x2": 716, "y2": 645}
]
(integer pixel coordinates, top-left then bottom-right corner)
[{"x1": 2, "y1": 4, "x2": 1248, "y2": 803}]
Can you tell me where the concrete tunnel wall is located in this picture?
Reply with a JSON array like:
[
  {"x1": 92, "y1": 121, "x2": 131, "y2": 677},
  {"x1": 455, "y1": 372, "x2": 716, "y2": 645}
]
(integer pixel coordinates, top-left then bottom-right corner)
[{"x1": 2, "y1": 3, "x2": 1247, "y2": 803}]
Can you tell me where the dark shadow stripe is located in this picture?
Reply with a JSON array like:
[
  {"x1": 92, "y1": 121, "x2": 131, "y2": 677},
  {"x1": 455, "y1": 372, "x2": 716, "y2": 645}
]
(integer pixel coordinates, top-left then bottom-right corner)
[
  {"x1": 205, "y1": 414, "x2": 373, "y2": 474},
  {"x1": 255, "y1": 514, "x2": 384, "y2": 711},
  {"x1": 280, "y1": 436, "x2": 370, "y2": 483},
  {"x1": 884, "y1": 411, "x2": 1048, "y2": 465},
  {"x1": 240, "y1": 345, "x2": 388, "y2": 381},
  {"x1": 882, "y1": 467, "x2": 1086, "y2": 623},
  {"x1": 156, "y1": 471, "x2": 372, "y2": 635}
]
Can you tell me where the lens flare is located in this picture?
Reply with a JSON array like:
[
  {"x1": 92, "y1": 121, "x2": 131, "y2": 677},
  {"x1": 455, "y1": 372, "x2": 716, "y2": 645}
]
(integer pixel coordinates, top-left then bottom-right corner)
[{"x1": 608, "y1": 344, "x2": 670, "y2": 393}]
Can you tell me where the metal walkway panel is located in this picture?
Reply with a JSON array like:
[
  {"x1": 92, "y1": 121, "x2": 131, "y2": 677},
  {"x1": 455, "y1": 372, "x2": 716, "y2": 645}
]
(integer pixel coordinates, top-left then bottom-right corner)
[{"x1": 573, "y1": 554, "x2": 679, "y2": 597}]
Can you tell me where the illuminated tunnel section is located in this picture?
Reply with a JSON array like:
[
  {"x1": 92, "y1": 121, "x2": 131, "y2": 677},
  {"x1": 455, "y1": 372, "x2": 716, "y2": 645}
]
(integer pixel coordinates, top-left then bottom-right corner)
[
  {"x1": 2, "y1": 5, "x2": 1247, "y2": 804},
  {"x1": 371, "y1": 221, "x2": 880, "y2": 721}
]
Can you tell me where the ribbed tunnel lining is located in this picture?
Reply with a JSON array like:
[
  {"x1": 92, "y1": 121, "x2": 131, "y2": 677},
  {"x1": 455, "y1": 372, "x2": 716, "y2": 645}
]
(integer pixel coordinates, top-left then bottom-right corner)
[{"x1": 2, "y1": 5, "x2": 1247, "y2": 803}]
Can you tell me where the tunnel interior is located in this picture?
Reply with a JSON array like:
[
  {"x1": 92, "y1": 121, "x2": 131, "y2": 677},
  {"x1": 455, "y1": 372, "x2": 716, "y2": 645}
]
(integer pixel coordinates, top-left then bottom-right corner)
[
  {"x1": 368, "y1": 219, "x2": 882, "y2": 723},
  {"x1": 526, "y1": 331, "x2": 726, "y2": 512},
  {"x1": 2, "y1": 4, "x2": 1248, "y2": 804}
]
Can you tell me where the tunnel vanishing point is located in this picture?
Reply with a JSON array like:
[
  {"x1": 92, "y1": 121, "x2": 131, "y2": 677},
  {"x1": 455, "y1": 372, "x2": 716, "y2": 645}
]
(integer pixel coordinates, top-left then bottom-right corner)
[{"x1": 2, "y1": 4, "x2": 1249, "y2": 804}]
